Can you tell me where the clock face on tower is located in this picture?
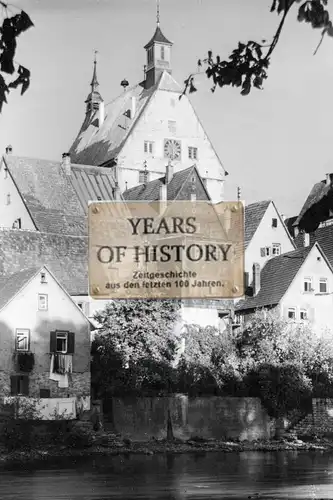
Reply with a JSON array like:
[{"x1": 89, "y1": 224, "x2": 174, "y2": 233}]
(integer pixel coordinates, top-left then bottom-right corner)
[{"x1": 164, "y1": 139, "x2": 182, "y2": 161}]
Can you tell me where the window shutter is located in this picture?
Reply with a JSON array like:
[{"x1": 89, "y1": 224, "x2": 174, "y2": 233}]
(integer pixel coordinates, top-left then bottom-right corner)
[
  {"x1": 260, "y1": 248, "x2": 265, "y2": 257},
  {"x1": 22, "y1": 376, "x2": 29, "y2": 396},
  {"x1": 10, "y1": 375, "x2": 18, "y2": 395},
  {"x1": 67, "y1": 332, "x2": 75, "y2": 354},
  {"x1": 50, "y1": 331, "x2": 57, "y2": 352}
]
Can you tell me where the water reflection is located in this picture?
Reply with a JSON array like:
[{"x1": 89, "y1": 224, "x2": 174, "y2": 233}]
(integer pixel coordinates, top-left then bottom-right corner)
[{"x1": 2, "y1": 451, "x2": 333, "y2": 499}]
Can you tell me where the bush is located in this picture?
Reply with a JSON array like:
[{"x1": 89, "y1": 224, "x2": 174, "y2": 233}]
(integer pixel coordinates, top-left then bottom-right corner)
[{"x1": 63, "y1": 425, "x2": 94, "y2": 449}]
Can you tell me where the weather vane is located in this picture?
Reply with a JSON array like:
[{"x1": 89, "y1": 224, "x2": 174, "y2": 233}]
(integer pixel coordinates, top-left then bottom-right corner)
[{"x1": 156, "y1": 0, "x2": 160, "y2": 26}]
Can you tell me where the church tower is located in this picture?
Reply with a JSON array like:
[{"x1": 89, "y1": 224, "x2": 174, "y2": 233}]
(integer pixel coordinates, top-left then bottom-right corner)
[
  {"x1": 82, "y1": 52, "x2": 104, "y2": 131},
  {"x1": 143, "y1": 4, "x2": 173, "y2": 89}
]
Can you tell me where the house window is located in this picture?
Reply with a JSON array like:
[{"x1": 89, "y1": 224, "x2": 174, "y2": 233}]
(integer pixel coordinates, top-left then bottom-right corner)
[
  {"x1": 40, "y1": 388, "x2": 50, "y2": 398},
  {"x1": 304, "y1": 277, "x2": 313, "y2": 293},
  {"x1": 56, "y1": 331, "x2": 68, "y2": 353},
  {"x1": 300, "y1": 309, "x2": 308, "y2": 321},
  {"x1": 4, "y1": 168, "x2": 8, "y2": 179},
  {"x1": 272, "y1": 218, "x2": 278, "y2": 228},
  {"x1": 38, "y1": 294, "x2": 48, "y2": 311},
  {"x1": 139, "y1": 170, "x2": 149, "y2": 183},
  {"x1": 287, "y1": 308, "x2": 296, "y2": 320},
  {"x1": 260, "y1": 247, "x2": 271, "y2": 257},
  {"x1": 188, "y1": 147, "x2": 198, "y2": 160},
  {"x1": 161, "y1": 46, "x2": 165, "y2": 60},
  {"x1": 16, "y1": 329, "x2": 30, "y2": 352},
  {"x1": 11, "y1": 375, "x2": 29, "y2": 396},
  {"x1": 168, "y1": 120, "x2": 176, "y2": 134},
  {"x1": 6, "y1": 193, "x2": 10, "y2": 205},
  {"x1": 147, "y1": 47, "x2": 154, "y2": 64},
  {"x1": 50, "y1": 330, "x2": 75, "y2": 354},
  {"x1": 319, "y1": 278, "x2": 328, "y2": 294},
  {"x1": 144, "y1": 141, "x2": 154, "y2": 154},
  {"x1": 272, "y1": 243, "x2": 281, "y2": 256},
  {"x1": 12, "y1": 218, "x2": 21, "y2": 229},
  {"x1": 40, "y1": 272, "x2": 47, "y2": 283}
]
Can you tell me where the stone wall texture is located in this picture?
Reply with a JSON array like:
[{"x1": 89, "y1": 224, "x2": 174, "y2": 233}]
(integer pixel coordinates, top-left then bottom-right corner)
[{"x1": 107, "y1": 395, "x2": 275, "y2": 442}]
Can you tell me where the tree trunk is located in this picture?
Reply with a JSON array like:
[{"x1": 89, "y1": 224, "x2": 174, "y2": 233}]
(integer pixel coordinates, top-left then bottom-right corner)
[
  {"x1": 275, "y1": 416, "x2": 285, "y2": 439},
  {"x1": 167, "y1": 409, "x2": 174, "y2": 442}
]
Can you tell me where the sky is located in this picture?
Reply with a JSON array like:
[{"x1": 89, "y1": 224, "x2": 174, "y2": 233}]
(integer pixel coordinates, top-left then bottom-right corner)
[{"x1": 1, "y1": 0, "x2": 333, "y2": 218}]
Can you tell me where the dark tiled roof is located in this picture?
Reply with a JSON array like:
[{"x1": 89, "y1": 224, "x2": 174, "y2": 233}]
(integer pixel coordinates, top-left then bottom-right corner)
[
  {"x1": 144, "y1": 25, "x2": 173, "y2": 48},
  {"x1": 295, "y1": 224, "x2": 333, "y2": 268},
  {"x1": 123, "y1": 165, "x2": 210, "y2": 202},
  {"x1": 68, "y1": 71, "x2": 182, "y2": 167},
  {"x1": 244, "y1": 200, "x2": 270, "y2": 248},
  {"x1": 294, "y1": 180, "x2": 333, "y2": 232},
  {"x1": 0, "y1": 267, "x2": 40, "y2": 312},
  {"x1": 284, "y1": 216, "x2": 297, "y2": 238},
  {"x1": 0, "y1": 229, "x2": 88, "y2": 295},
  {"x1": 236, "y1": 246, "x2": 312, "y2": 312},
  {"x1": 2, "y1": 155, "x2": 117, "y2": 235}
]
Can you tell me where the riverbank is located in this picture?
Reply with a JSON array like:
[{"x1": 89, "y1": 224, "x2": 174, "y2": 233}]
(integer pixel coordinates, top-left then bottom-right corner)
[{"x1": 1, "y1": 434, "x2": 333, "y2": 468}]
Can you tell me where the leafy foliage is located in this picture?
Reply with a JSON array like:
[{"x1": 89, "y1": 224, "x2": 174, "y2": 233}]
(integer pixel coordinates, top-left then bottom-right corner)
[
  {"x1": 182, "y1": 0, "x2": 333, "y2": 98},
  {"x1": 92, "y1": 299, "x2": 181, "y2": 397},
  {"x1": 0, "y1": 2, "x2": 34, "y2": 112}
]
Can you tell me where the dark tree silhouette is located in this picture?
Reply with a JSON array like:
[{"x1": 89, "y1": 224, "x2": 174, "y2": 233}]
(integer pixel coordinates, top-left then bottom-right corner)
[
  {"x1": 182, "y1": 0, "x2": 333, "y2": 98},
  {"x1": 0, "y1": 2, "x2": 34, "y2": 112}
]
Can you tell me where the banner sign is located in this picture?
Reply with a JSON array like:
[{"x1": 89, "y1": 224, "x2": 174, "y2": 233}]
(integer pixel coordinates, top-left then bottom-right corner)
[{"x1": 88, "y1": 200, "x2": 244, "y2": 300}]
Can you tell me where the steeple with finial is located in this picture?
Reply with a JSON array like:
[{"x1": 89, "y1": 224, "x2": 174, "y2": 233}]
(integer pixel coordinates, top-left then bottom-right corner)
[
  {"x1": 144, "y1": 0, "x2": 173, "y2": 89},
  {"x1": 85, "y1": 51, "x2": 103, "y2": 116}
]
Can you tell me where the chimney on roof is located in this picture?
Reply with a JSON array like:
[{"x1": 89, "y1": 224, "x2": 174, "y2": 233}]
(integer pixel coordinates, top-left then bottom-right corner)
[
  {"x1": 5, "y1": 145, "x2": 12, "y2": 155},
  {"x1": 131, "y1": 96, "x2": 136, "y2": 119},
  {"x1": 252, "y1": 263, "x2": 261, "y2": 297},
  {"x1": 191, "y1": 174, "x2": 196, "y2": 201},
  {"x1": 99, "y1": 101, "x2": 105, "y2": 127},
  {"x1": 325, "y1": 173, "x2": 333, "y2": 186},
  {"x1": 159, "y1": 181, "x2": 167, "y2": 213},
  {"x1": 166, "y1": 161, "x2": 174, "y2": 184},
  {"x1": 61, "y1": 153, "x2": 71, "y2": 175},
  {"x1": 303, "y1": 231, "x2": 310, "y2": 248},
  {"x1": 114, "y1": 182, "x2": 121, "y2": 200}
]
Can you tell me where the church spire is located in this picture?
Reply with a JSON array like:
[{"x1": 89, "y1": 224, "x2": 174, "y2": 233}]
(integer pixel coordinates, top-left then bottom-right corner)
[
  {"x1": 85, "y1": 51, "x2": 103, "y2": 116},
  {"x1": 144, "y1": 2, "x2": 173, "y2": 89},
  {"x1": 90, "y1": 50, "x2": 99, "y2": 90},
  {"x1": 156, "y1": 0, "x2": 160, "y2": 26}
]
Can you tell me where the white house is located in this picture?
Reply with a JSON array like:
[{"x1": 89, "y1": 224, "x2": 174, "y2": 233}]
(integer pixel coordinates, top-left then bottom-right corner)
[
  {"x1": 236, "y1": 242, "x2": 333, "y2": 337},
  {"x1": 0, "y1": 265, "x2": 92, "y2": 419}
]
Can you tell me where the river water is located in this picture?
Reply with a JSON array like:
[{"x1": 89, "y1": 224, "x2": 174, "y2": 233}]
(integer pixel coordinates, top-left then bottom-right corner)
[{"x1": 2, "y1": 451, "x2": 333, "y2": 499}]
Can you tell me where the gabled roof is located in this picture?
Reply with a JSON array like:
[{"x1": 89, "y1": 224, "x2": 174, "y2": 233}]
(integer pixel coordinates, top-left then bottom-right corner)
[
  {"x1": 2, "y1": 155, "x2": 117, "y2": 235},
  {"x1": 294, "y1": 224, "x2": 333, "y2": 269},
  {"x1": 236, "y1": 245, "x2": 315, "y2": 312},
  {"x1": 294, "y1": 179, "x2": 333, "y2": 231},
  {"x1": 0, "y1": 267, "x2": 40, "y2": 312},
  {"x1": 244, "y1": 200, "x2": 271, "y2": 248},
  {"x1": 68, "y1": 71, "x2": 182, "y2": 167},
  {"x1": 144, "y1": 25, "x2": 173, "y2": 48},
  {"x1": 0, "y1": 229, "x2": 88, "y2": 295},
  {"x1": 0, "y1": 265, "x2": 94, "y2": 326},
  {"x1": 123, "y1": 165, "x2": 211, "y2": 202}
]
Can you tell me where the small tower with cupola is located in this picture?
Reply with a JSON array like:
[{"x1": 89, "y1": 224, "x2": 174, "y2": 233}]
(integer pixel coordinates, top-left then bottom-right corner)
[{"x1": 144, "y1": 3, "x2": 173, "y2": 89}]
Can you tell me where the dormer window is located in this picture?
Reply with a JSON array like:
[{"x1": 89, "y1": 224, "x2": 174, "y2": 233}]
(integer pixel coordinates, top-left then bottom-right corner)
[{"x1": 139, "y1": 170, "x2": 149, "y2": 184}]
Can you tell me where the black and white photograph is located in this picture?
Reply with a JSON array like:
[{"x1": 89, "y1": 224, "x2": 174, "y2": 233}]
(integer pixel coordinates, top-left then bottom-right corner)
[{"x1": 1, "y1": 0, "x2": 333, "y2": 498}]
